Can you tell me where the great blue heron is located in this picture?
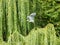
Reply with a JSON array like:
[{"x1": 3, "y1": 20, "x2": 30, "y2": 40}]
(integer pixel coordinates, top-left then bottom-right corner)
[{"x1": 27, "y1": 13, "x2": 36, "y2": 23}]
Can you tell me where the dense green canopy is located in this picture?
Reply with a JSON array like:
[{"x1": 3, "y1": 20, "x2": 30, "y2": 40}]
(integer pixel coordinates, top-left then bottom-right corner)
[{"x1": 0, "y1": 0, "x2": 60, "y2": 45}]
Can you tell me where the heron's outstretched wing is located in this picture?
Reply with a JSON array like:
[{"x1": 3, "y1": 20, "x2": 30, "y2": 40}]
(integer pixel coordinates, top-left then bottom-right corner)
[
  {"x1": 27, "y1": 13, "x2": 36, "y2": 23},
  {"x1": 30, "y1": 13, "x2": 36, "y2": 17}
]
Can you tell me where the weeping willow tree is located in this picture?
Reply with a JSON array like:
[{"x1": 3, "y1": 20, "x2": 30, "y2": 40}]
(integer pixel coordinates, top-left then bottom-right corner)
[
  {"x1": 0, "y1": 0, "x2": 3, "y2": 41},
  {"x1": 0, "y1": 0, "x2": 60, "y2": 45},
  {"x1": 24, "y1": 24, "x2": 56, "y2": 45},
  {"x1": 2, "y1": 0, "x2": 8, "y2": 41},
  {"x1": 7, "y1": 23, "x2": 57, "y2": 45},
  {"x1": 36, "y1": 0, "x2": 60, "y2": 36},
  {"x1": 1, "y1": 0, "x2": 36, "y2": 42},
  {"x1": 17, "y1": 0, "x2": 36, "y2": 36}
]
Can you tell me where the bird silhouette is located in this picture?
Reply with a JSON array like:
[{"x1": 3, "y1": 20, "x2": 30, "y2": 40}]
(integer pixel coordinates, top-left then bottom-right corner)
[{"x1": 27, "y1": 13, "x2": 36, "y2": 23}]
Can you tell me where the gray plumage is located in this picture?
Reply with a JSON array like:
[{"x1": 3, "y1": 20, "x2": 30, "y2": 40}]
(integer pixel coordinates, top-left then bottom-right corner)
[{"x1": 27, "y1": 13, "x2": 36, "y2": 23}]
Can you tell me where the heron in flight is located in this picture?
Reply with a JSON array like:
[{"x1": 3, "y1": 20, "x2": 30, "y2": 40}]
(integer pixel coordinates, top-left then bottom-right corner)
[{"x1": 27, "y1": 13, "x2": 36, "y2": 23}]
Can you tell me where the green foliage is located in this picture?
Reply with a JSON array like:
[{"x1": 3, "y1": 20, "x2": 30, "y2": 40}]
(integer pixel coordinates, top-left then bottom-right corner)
[
  {"x1": 35, "y1": 0, "x2": 60, "y2": 36},
  {"x1": 36, "y1": 0, "x2": 60, "y2": 26},
  {"x1": 0, "y1": 24, "x2": 58, "y2": 45},
  {"x1": 0, "y1": 0, "x2": 60, "y2": 45},
  {"x1": 0, "y1": 0, "x2": 3, "y2": 41}
]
